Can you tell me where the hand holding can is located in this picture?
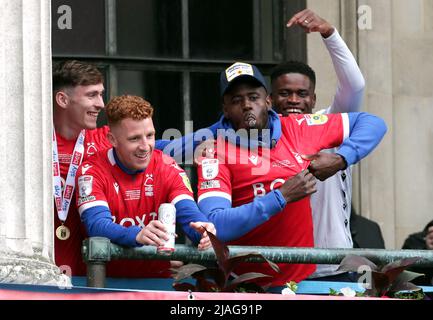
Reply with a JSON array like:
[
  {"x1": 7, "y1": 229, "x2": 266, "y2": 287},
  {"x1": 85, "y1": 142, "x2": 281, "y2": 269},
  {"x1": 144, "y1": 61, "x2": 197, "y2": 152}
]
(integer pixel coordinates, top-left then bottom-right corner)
[{"x1": 157, "y1": 203, "x2": 176, "y2": 255}]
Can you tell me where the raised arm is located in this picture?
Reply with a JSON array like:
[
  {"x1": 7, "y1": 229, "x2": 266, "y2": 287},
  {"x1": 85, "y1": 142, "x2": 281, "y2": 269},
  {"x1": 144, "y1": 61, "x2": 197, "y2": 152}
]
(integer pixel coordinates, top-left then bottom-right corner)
[{"x1": 287, "y1": 9, "x2": 365, "y2": 113}]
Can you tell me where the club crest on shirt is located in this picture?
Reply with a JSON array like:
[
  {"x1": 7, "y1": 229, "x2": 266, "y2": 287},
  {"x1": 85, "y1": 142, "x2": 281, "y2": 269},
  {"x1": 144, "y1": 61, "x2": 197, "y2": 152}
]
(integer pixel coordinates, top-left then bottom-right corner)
[
  {"x1": 144, "y1": 174, "x2": 154, "y2": 196},
  {"x1": 86, "y1": 142, "x2": 98, "y2": 156},
  {"x1": 78, "y1": 175, "x2": 93, "y2": 197},
  {"x1": 304, "y1": 114, "x2": 328, "y2": 126},
  {"x1": 179, "y1": 172, "x2": 193, "y2": 193},
  {"x1": 202, "y1": 158, "x2": 219, "y2": 180}
]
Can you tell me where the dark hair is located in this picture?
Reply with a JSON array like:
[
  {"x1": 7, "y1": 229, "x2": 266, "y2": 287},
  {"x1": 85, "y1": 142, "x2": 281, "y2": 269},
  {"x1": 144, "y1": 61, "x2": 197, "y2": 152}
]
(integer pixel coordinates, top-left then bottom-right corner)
[
  {"x1": 270, "y1": 61, "x2": 316, "y2": 87},
  {"x1": 53, "y1": 60, "x2": 103, "y2": 92},
  {"x1": 106, "y1": 95, "x2": 153, "y2": 127}
]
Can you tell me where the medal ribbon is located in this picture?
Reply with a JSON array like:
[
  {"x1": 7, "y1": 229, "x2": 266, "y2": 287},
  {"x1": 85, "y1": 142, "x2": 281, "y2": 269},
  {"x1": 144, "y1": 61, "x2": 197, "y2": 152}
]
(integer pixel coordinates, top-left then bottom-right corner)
[{"x1": 52, "y1": 129, "x2": 85, "y2": 223}]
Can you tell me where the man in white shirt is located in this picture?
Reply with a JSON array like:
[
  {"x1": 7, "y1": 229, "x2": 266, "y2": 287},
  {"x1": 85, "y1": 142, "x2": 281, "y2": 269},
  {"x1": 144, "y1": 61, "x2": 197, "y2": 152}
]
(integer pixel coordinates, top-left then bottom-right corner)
[{"x1": 271, "y1": 9, "x2": 366, "y2": 280}]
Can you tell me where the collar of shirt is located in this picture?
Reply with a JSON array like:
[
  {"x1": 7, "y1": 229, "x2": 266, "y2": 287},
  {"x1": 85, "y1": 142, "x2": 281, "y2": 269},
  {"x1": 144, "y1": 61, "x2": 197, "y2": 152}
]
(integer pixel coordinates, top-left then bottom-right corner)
[
  {"x1": 217, "y1": 109, "x2": 281, "y2": 149},
  {"x1": 112, "y1": 148, "x2": 145, "y2": 175}
]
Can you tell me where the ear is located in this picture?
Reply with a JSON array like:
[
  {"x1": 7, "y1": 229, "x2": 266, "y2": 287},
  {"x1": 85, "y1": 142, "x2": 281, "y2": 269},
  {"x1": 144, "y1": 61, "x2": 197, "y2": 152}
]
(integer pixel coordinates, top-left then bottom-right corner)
[
  {"x1": 107, "y1": 130, "x2": 117, "y2": 148},
  {"x1": 312, "y1": 93, "x2": 317, "y2": 109},
  {"x1": 265, "y1": 94, "x2": 272, "y2": 110},
  {"x1": 55, "y1": 91, "x2": 69, "y2": 109}
]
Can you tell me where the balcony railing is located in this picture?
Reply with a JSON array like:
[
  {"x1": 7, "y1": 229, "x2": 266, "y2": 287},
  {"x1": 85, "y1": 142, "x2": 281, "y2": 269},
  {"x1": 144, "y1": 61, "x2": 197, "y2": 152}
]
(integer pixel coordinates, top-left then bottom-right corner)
[{"x1": 82, "y1": 237, "x2": 433, "y2": 288}]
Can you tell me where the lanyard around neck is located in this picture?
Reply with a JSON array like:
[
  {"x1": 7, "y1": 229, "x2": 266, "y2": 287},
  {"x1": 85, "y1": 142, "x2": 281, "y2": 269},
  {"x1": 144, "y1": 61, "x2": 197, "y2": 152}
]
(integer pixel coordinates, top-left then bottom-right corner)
[{"x1": 52, "y1": 129, "x2": 85, "y2": 223}]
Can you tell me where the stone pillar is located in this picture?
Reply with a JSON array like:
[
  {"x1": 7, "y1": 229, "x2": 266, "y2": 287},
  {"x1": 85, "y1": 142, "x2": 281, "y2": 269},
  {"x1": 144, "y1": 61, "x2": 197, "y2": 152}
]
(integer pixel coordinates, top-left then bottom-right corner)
[{"x1": 0, "y1": 0, "x2": 69, "y2": 286}]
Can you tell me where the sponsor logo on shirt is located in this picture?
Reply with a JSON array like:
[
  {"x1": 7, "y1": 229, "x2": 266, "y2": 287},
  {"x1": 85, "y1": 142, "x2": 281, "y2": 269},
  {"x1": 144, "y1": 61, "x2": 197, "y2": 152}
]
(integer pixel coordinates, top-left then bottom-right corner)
[
  {"x1": 202, "y1": 158, "x2": 219, "y2": 180},
  {"x1": 200, "y1": 180, "x2": 221, "y2": 190},
  {"x1": 252, "y1": 178, "x2": 285, "y2": 197},
  {"x1": 78, "y1": 175, "x2": 93, "y2": 197},
  {"x1": 78, "y1": 195, "x2": 96, "y2": 206},
  {"x1": 304, "y1": 114, "x2": 328, "y2": 126},
  {"x1": 111, "y1": 212, "x2": 157, "y2": 227},
  {"x1": 179, "y1": 172, "x2": 193, "y2": 193}
]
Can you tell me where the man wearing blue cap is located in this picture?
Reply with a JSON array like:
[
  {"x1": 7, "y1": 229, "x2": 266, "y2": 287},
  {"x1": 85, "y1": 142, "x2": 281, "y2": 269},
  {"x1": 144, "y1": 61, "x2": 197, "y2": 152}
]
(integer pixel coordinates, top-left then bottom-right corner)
[{"x1": 191, "y1": 60, "x2": 387, "y2": 289}]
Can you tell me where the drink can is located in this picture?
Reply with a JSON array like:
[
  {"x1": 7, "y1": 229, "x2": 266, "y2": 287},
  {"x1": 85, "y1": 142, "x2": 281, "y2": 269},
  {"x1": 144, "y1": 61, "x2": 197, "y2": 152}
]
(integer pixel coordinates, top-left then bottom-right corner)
[{"x1": 157, "y1": 203, "x2": 176, "y2": 255}]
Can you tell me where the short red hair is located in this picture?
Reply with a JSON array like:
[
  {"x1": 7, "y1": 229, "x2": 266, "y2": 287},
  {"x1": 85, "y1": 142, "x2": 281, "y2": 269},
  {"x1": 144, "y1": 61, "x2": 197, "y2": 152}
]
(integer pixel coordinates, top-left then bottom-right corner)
[{"x1": 106, "y1": 95, "x2": 154, "y2": 127}]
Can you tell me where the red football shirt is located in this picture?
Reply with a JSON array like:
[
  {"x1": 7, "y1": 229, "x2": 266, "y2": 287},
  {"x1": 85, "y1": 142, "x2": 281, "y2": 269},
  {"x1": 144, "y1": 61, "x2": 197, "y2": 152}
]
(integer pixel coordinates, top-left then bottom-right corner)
[
  {"x1": 75, "y1": 148, "x2": 195, "y2": 278},
  {"x1": 54, "y1": 126, "x2": 111, "y2": 276},
  {"x1": 197, "y1": 113, "x2": 349, "y2": 286}
]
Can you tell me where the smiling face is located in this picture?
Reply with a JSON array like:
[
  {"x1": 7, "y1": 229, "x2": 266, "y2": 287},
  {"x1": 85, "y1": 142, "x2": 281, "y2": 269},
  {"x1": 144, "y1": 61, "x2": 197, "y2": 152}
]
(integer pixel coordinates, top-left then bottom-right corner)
[
  {"x1": 108, "y1": 117, "x2": 155, "y2": 171},
  {"x1": 222, "y1": 82, "x2": 271, "y2": 131},
  {"x1": 271, "y1": 73, "x2": 316, "y2": 115},
  {"x1": 62, "y1": 83, "x2": 105, "y2": 130}
]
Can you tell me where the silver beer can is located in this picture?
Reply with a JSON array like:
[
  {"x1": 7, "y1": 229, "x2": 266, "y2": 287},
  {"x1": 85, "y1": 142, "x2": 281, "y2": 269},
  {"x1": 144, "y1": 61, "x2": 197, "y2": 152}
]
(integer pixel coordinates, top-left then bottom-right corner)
[{"x1": 157, "y1": 203, "x2": 176, "y2": 255}]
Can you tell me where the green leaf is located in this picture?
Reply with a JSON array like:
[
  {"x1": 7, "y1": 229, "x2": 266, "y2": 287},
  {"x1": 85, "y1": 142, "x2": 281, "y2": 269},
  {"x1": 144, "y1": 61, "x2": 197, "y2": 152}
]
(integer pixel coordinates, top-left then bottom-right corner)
[
  {"x1": 337, "y1": 255, "x2": 378, "y2": 272},
  {"x1": 329, "y1": 288, "x2": 339, "y2": 296}
]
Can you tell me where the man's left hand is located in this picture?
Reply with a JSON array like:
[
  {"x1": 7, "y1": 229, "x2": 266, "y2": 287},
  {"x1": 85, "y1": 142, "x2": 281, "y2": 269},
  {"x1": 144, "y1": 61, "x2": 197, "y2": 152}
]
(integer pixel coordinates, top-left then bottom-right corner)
[{"x1": 302, "y1": 152, "x2": 347, "y2": 181}]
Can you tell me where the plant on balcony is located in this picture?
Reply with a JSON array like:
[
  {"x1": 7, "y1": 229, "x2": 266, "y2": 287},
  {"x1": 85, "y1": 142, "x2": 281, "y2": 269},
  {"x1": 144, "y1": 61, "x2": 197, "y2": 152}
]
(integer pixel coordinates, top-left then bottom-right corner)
[
  {"x1": 171, "y1": 228, "x2": 280, "y2": 293},
  {"x1": 337, "y1": 254, "x2": 425, "y2": 299}
]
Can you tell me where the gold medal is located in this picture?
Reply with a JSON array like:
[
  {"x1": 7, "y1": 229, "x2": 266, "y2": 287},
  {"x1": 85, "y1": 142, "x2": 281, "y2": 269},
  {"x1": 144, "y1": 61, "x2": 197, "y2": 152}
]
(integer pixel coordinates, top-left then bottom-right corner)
[{"x1": 56, "y1": 224, "x2": 70, "y2": 240}]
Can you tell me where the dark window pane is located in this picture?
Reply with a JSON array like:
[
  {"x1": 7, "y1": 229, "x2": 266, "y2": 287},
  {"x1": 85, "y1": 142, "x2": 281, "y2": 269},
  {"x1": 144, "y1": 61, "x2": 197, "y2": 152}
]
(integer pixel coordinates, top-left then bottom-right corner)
[
  {"x1": 190, "y1": 72, "x2": 221, "y2": 129},
  {"x1": 116, "y1": 70, "x2": 183, "y2": 137},
  {"x1": 52, "y1": 0, "x2": 106, "y2": 55},
  {"x1": 116, "y1": 0, "x2": 182, "y2": 58},
  {"x1": 189, "y1": 0, "x2": 253, "y2": 59}
]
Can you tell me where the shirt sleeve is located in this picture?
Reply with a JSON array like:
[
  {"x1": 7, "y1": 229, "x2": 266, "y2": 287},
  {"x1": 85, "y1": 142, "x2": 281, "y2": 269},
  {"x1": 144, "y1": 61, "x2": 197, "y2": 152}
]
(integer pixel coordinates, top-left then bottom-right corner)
[
  {"x1": 288, "y1": 112, "x2": 387, "y2": 166},
  {"x1": 75, "y1": 163, "x2": 110, "y2": 216},
  {"x1": 288, "y1": 113, "x2": 349, "y2": 156},
  {"x1": 322, "y1": 28, "x2": 365, "y2": 113},
  {"x1": 196, "y1": 155, "x2": 287, "y2": 242},
  {"x1": 337, "y1": 112, "x2": 387, "y2": 166}
]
